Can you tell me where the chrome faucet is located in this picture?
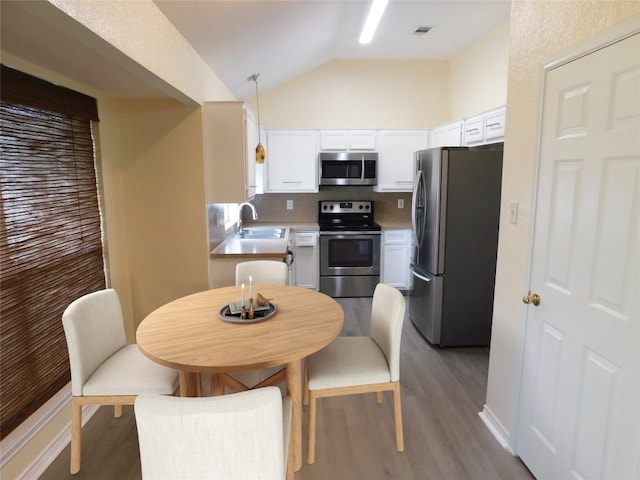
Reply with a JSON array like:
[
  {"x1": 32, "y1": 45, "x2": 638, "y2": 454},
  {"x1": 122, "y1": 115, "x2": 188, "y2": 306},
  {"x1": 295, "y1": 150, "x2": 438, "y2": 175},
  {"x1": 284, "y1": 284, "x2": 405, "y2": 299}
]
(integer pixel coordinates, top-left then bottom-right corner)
[{"x1": 237, "y1": 202, "x2": 258, "y2": 235}]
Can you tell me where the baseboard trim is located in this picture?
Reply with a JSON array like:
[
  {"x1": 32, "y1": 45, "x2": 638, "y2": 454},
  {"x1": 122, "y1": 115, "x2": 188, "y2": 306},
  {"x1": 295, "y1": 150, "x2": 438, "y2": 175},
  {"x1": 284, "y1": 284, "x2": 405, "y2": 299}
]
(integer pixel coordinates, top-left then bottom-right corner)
[
  {"x1": 1, "y1": 384, "x2": 98, "y2": 479},
  {"x1": 478, "y1": 405, "x2": 516, "y2": 455}
]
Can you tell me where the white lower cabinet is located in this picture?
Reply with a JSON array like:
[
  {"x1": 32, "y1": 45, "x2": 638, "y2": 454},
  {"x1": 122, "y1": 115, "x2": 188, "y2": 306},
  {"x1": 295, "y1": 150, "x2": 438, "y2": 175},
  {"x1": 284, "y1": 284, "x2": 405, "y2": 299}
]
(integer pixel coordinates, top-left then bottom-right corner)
[
  {"x1": 381, "y1": 229, "x2": 411, "y2": 290},
  {"x1": 291, "y1": 230, "x2": 319, "y2": 290}
]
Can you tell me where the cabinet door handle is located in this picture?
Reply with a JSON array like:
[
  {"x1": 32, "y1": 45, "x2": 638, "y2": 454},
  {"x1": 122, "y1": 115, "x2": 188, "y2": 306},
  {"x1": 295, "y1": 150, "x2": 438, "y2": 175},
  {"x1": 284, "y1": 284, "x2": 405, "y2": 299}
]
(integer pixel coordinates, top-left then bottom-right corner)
[
  {"x1": 466, "y1": 128, "x2": 480, "y2": 134},
  {"x1": 486, "y1": 122, "x2": 502, "y2": 128},
  {"x1": 282, "y1": 181, "x2": 302, "y2": 184}
]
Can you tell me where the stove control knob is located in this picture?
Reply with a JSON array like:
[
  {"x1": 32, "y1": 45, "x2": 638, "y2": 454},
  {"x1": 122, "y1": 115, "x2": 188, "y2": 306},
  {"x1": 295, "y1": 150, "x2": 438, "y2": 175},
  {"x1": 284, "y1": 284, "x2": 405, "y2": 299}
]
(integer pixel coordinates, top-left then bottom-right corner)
[{"x1": 365, "y1": 205, "x2": 370, "y2": 210}]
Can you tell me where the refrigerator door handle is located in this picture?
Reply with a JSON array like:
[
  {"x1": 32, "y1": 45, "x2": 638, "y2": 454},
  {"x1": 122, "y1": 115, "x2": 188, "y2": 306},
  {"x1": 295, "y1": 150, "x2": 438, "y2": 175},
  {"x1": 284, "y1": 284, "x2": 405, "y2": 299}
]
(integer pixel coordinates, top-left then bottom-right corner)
[
  {"x1": 411, "y1": 170, "x2": 426, "y2": 247},
  {"x1": 410, "y1": 268, "x2": 431, "y2": 282}
]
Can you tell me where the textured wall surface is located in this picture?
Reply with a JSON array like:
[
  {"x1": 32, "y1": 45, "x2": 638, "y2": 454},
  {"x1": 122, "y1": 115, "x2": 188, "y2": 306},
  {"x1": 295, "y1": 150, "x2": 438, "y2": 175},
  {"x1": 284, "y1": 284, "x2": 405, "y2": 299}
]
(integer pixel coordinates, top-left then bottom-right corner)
[{"x1": 485, "y1": 0, "x2": 639, "y2": 448}]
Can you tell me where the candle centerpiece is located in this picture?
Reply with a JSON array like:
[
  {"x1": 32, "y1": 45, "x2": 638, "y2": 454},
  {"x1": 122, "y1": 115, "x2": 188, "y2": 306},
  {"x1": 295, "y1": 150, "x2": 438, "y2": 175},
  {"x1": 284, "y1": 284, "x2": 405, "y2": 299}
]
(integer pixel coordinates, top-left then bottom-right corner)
[{"x1": 241, "y1": 283, "x2": 246, "y2": 319}]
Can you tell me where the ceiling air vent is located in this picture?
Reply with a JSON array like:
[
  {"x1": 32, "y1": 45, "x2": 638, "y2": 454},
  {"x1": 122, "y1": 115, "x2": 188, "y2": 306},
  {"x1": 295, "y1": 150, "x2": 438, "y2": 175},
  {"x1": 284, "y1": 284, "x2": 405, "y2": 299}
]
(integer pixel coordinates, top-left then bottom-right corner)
[{"x1": 413, "y1": 26, "x2": 432, "y2": 36}]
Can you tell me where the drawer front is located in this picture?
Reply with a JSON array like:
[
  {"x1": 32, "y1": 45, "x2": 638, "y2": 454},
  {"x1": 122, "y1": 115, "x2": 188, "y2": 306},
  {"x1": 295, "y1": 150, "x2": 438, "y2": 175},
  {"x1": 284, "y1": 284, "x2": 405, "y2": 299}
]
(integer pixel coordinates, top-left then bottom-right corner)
[
  {"x1": 295, "y1": 232, "x2": 318, "y2": 246},
  {"x1": 383, "y1": 229, "x2": 410, "y2": 244}
]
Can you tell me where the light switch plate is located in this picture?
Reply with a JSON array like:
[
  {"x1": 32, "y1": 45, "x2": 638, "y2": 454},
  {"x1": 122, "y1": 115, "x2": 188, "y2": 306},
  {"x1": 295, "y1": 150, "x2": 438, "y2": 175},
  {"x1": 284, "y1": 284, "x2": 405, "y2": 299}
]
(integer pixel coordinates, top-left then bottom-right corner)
[
  {"x1": 286, "y1": 199, "x2": 293, "y2": 210},
  {"x1": 509, "y1": 201, "x2": 518, "y2": 224},
  {"x1": 398, "y1": 199, "x2": 405, "y2": 209}
]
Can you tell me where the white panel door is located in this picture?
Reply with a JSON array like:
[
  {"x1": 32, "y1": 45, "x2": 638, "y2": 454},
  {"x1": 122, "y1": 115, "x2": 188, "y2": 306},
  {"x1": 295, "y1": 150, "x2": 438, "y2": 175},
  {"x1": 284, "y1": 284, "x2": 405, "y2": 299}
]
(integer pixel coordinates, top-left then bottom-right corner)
[{"x1": 517, "y1": 33, "x2": 639, "y2": 480}]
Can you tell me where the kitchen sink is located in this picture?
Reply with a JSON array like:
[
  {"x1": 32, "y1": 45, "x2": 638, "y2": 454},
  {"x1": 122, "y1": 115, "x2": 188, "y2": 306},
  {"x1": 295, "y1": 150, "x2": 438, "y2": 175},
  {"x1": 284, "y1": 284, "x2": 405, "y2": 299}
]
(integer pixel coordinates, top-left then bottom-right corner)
[{"x1": 234, "y1": 227, "x2": 286, "y2": 240}]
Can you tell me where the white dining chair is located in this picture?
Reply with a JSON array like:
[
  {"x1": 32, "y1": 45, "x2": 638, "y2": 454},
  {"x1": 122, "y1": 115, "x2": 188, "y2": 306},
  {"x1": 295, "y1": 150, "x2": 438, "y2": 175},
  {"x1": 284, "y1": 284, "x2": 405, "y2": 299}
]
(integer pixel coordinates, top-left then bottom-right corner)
[
  {"x1": 236, "y1": 259, "x2": 288, "y2": 286},
  {"x1": 303, "y1": 283, "x2": 406, "y2": 464},
  {"x1": 61, "y1": 288, "x2": 179, "y2": 474},
  {"x1": 216, "y1": 260, "x2": 289, "y2": 393},
  {"x1": 135, "y1": 386, "x2": 293, "y2": 480}
]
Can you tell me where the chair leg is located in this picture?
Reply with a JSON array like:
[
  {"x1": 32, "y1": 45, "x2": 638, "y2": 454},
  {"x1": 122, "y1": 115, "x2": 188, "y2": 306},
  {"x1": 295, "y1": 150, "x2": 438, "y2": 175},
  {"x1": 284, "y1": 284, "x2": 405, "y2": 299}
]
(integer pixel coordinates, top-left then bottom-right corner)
[
  {"x1": 303, "y1": 362, "x2": 309, "y2": 406},
  {"x1": 376, "y1": 391, "x2": 383, "y2": 404},
  {"x1": 307, "y1": 391, "x2": 317, "y2": 464},
  {"x1": 286, "y1": 431, "x2": 294, "y2": 480},
  {"x1": 392, "y1": 382, "x2": 404, "y2": 452},
  {"x1": 114, "y1": 404, "x2": 123, "y2": 418},
  {"x1": 70, "y1": 398, "x2": 82, "y2": 474}
]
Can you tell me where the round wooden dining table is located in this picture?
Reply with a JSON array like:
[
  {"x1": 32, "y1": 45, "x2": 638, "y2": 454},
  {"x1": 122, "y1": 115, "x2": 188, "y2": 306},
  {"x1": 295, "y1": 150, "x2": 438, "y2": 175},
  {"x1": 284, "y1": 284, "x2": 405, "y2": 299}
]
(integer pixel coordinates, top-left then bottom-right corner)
[{"x1": 136, "y1": 284, "x2": 344, "y2": 472}]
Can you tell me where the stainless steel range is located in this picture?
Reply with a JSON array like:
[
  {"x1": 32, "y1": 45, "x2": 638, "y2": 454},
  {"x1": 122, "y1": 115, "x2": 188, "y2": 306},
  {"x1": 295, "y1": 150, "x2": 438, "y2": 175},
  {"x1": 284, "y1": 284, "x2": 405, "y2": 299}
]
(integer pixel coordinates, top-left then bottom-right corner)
[{"x1": 318, "y1": 200, "x2": 381, "y2": 297}]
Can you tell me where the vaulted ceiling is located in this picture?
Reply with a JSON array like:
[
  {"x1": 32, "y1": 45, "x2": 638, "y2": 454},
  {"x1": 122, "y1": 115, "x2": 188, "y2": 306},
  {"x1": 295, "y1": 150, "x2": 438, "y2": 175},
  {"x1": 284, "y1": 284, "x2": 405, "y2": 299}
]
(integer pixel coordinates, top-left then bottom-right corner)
[
  {"x1": 1, "y1": 1, "x2": 511, "y2": 101},
  {"x1": 155, "y1": 0, "x2": 512, "y2": 99}
]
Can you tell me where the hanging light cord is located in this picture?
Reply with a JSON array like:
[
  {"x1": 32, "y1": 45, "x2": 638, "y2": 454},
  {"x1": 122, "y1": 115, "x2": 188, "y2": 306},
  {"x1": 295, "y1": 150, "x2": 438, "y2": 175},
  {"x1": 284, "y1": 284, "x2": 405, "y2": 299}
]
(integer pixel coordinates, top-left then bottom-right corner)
[{"x1": 249, "y1": 73, "x2": 261, "y2": 144}]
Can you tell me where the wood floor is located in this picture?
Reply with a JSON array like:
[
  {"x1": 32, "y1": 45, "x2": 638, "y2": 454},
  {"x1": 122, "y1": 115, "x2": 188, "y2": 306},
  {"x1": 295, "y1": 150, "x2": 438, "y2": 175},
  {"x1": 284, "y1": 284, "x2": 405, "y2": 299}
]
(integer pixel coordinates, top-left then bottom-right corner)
[{"x1": 40, "y1": 296, "x2": 534, "y2": 480}]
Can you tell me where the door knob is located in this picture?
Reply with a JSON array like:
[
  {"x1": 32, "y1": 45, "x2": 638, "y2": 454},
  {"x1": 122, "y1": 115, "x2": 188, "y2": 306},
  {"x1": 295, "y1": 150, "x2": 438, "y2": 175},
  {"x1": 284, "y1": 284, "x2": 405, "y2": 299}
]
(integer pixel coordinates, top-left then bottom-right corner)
[{"x1": 522, "y1": 291, "x2": 541, "y2": 306}]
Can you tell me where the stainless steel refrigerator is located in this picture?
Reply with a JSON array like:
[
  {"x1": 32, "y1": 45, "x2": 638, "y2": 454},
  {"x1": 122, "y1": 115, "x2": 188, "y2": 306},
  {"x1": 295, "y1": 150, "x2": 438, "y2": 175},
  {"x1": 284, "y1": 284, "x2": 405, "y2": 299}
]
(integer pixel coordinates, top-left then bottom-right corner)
[{"x1": 410, "y1": 146, "x2": 503, "y2": 347}]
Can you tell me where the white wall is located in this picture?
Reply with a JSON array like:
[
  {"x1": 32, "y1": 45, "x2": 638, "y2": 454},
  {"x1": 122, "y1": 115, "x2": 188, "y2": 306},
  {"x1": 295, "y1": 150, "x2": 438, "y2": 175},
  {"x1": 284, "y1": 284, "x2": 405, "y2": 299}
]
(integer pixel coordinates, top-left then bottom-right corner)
[{"x1": 484, "y1": 0, "x2": 640, "y2": 451}]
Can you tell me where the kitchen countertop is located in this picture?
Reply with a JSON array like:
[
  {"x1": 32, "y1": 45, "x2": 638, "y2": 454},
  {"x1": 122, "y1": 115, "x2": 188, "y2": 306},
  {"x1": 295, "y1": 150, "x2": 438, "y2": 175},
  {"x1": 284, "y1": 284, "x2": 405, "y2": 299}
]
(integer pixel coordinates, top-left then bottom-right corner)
[
  {"x1": 210, "y1": 228, "x2": 290, "y2": 259},
  {"x1": 251, "y1": 221, "x2": 319, "y2": 231},
  {"x1": 210, "y1": 221, "x2": 409, "y2": 260},
  {"x1": 210, "y1": 222, "x2": 320, "y2": 259}
]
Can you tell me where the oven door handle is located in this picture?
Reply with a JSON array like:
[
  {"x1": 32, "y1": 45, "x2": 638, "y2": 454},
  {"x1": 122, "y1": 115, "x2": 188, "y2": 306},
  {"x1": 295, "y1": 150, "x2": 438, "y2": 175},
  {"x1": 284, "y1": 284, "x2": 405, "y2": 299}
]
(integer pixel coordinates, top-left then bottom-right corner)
[
  {"x1": 361, "y1": 155, "x2": 365, "y2": 181},
  {"x1": 319, "y1": 231, "x2": 382, "y2": 237}
]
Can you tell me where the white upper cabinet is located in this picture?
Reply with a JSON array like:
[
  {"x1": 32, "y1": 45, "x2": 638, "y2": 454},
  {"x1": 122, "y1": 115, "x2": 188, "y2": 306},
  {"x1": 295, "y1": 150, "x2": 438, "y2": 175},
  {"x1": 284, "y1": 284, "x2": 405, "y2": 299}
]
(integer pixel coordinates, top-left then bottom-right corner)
[
  {"x1": 463, "y1": 106, "x2": 506, "y2": 146},
  {"x1": 203, "y1": 101, "x2": 257, "y2": 203},
  {"x1": 483, "y1": 107, "x2": 506, "y2": 142},
  {"x1": 374, "y1": 130, "x2": 428, "y2": 192},
  {"x1": 264, "y1": 130, "x2": 319, "y2": 192},
  {"x1": 463, "y1": 115, "x2": 485, "y2": 145},
  {"x1": 430, "y1": 121, "x2": 463, "y2": 148},
  {"x1": 320, "y1": 130, "x2": 377, "y2": 150}
]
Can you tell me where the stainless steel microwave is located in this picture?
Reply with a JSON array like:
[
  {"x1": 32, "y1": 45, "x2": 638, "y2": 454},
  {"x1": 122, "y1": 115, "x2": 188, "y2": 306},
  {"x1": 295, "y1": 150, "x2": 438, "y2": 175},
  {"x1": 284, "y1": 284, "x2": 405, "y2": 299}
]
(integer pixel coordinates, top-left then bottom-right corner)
[{"x1": 318, "y1": 151, "x2": 378, "y2": 186}]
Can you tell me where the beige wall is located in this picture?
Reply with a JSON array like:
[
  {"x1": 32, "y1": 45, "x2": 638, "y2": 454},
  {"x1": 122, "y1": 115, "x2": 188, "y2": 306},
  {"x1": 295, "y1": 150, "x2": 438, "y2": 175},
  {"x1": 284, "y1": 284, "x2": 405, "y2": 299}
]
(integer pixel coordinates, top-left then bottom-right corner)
[
  {"x1": 257, "y1": 59, "x2": 450, "y2": 129},
  {"x1": 48, "y1": 0, "x2": 234, "y2": 103},
  {"x1": 449, "y1": 19, "x2": 510, "y2": 120},
  {"x1": 254, "y1": 20, "x2": 510, "y2": 130},
  {"x1": 486, "y1": 0, "x2": 640, "y2": 449},
  {"x1": 110, "y1": 99, "x2": 210, "y2": 325}
]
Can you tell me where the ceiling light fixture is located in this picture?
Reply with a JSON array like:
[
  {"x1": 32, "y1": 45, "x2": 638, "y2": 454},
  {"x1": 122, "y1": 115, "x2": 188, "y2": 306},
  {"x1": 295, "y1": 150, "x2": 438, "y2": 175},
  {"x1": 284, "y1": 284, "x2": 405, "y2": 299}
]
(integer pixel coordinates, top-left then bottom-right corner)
[
  {"x1": 248, "y1": 73, "x2": 265, "y2": 164},
  {"x1": 359, "y1": 0, "x2": 389, "y2": 44}
]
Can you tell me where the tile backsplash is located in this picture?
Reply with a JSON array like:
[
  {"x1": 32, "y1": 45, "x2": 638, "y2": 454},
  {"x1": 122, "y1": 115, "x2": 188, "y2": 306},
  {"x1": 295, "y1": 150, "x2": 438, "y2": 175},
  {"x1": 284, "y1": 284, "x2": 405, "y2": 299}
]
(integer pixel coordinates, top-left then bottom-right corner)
[
  {"x1": 208, "y1": 188, "x2": 412, "y2": 252},
  {"x1": 250, "y1": 188, "x2": 412, "y2": 224}
]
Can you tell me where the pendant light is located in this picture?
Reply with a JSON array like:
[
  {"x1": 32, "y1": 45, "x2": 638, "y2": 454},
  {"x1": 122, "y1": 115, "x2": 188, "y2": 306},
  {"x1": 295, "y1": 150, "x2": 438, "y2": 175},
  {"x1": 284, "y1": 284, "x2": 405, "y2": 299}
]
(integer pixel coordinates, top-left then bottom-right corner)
[{"x1": 248, "y1": 73, "x2": 265, "y2": 164}]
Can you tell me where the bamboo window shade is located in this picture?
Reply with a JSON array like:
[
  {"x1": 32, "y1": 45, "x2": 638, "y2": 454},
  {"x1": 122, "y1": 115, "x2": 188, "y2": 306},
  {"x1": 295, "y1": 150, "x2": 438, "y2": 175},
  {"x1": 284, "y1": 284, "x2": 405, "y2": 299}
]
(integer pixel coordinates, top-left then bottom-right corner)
[{"x1": 0, "y1": 65, "x2": 105, "y2": 439}]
